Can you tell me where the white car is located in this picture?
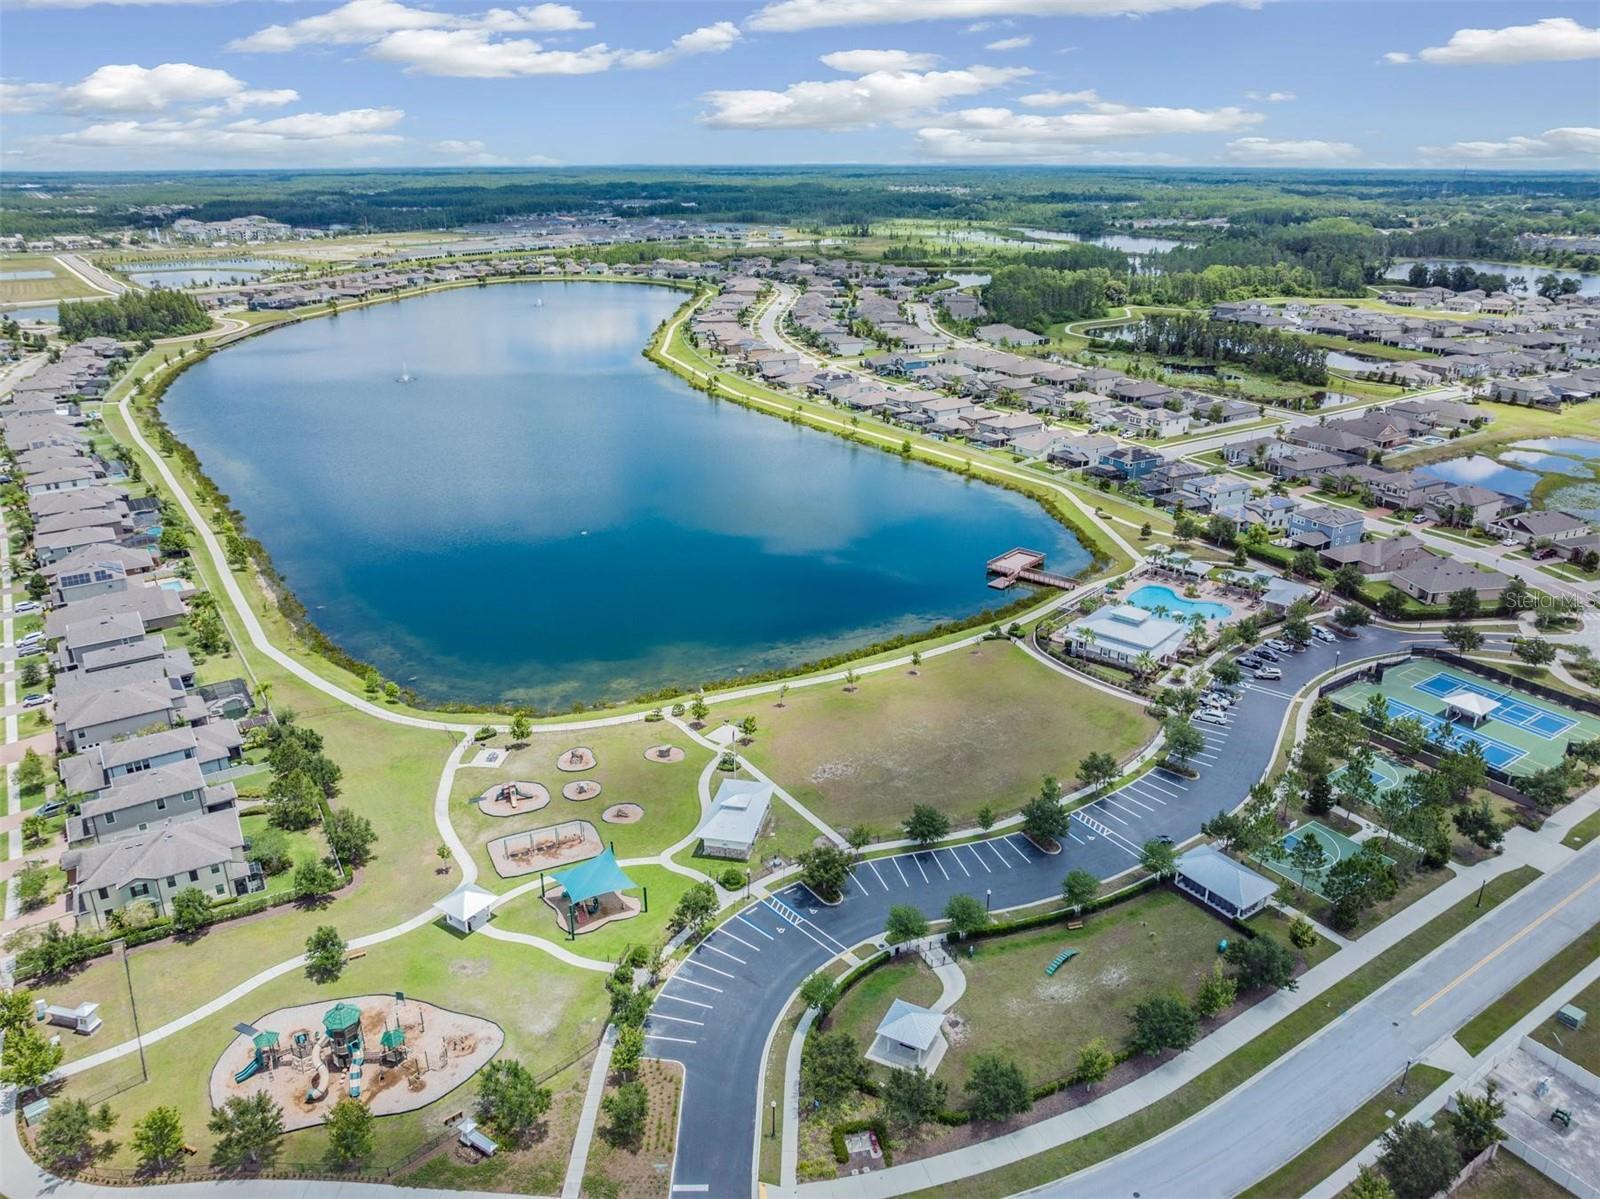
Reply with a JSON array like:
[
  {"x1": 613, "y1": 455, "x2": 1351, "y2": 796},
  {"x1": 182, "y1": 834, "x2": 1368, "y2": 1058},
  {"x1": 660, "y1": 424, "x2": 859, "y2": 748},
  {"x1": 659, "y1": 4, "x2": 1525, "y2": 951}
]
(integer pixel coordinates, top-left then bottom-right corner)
[
  {"x1": 1195, "y1": 709, "x2": 1228, "y2": 726},
  {"x1": 21, "y1": 693, "x2": 48, "y2": 709},
  {"x1": 1500, "y1": 537, "x2": 1519, "y2": 547},
  {"x1": 13, "y1": 601, "x2": 39, "y2": 614},
  {"x1": 1312, "y1": 627, "x2": 1335, "y2": 643},
  {"x1": 1254, "y1": 666, "x2": 1283, "y2": 681}
]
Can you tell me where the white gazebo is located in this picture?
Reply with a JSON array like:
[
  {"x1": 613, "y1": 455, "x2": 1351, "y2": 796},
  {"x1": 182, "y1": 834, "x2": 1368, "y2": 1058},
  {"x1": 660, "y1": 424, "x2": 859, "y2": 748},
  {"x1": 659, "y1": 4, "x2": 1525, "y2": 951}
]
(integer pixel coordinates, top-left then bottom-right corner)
[
  {"x1": 867, "y1": 999, "x2": 948, "y2": 1073},
  {"x1": 433, "y1": 881, "x2": 496, "y2": 934},
  {"x1": 1443, "y1": 690, "x2": 1498, "y2": 728}
]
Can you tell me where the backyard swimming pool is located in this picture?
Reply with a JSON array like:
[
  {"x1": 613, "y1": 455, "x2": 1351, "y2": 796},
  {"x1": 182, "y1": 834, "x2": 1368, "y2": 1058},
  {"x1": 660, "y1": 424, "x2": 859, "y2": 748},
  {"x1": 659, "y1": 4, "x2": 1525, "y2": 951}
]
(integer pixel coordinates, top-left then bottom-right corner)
[{"x1": 1126, "y1": 584, "x2": 1232, "y2": 622}]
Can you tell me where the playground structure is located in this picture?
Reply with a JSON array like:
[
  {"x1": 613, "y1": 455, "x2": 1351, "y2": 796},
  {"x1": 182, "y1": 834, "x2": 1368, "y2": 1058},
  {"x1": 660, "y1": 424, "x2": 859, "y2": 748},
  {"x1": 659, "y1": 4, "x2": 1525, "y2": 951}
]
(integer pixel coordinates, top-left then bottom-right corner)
[
  {"x1": 487, "y1": 818, "x2": 603, "y2": 879},
  {"x1": 476, "y1": 780, "x2": 551, "y2": 818},
  {"x1": 643, "y1": 744, "x2": 685, "y2": 764},
  {"x1": 557, "y1": 747, "x2": 597, "y2": 772},
  {"x1": 562, "y1": 779, "x2": 602, "y2": 802},
  {"x1": 602, "y1": 803, "x2": 644, "y2": 824},
  {"x1": 541, "y1": 847, "x2": 645, "y2": 938},
  {"x1": 209, "y1": 995, "x2": 504, "y2": 1132}
]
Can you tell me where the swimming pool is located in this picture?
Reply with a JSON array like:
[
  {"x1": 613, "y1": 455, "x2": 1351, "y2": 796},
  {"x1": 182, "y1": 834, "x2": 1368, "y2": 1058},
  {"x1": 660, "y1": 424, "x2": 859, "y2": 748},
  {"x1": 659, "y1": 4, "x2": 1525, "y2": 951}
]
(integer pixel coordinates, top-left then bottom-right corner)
[
  {"x1": 157, "y1": 578, "x2": 187, "y2": 592},
  {"x1": 1126, "y1": 584, "x2": 1232, "y2": 622}
]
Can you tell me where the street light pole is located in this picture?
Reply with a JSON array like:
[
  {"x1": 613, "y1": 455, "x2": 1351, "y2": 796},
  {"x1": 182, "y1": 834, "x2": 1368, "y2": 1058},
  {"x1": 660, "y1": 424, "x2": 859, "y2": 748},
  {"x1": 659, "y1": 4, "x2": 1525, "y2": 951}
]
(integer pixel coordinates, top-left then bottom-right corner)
[
  {"x1": 986, "y1": 888, "x2": 992, "y2": 912},
  {"x1": 769, "y1": 1099, "x2": 777, "y2": 1138},
  {"x1": 1396, "y1": 1058, "x2": 1412, "y2": 1095}
]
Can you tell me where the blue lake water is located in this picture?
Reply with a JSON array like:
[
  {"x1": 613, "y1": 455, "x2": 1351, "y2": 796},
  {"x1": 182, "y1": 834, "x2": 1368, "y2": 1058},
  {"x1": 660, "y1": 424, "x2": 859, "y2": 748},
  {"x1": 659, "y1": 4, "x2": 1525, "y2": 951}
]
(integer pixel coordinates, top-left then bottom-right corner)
[
  {"x1": 2, "y1": 304, "x2": 60, "y2": 323},
  {"x1": 1513, "y1": 437, "x2": 1600, "y2": 461},
  {"x1": 125, "y1": 257, "x2": 292, "y2": 288},
  {"x1": 1382, "y1": 259, "x2": 1599, "y2": 297},
  {"x1": 1500, "y1": 451, "x2": 1595, "y2": 477},
  {"x1": 162, "y1": 282, "x2": 1087, "y2": 707},
  {"x1": 1421, "y1": 455, "x2": 1542, "y2": 499}
]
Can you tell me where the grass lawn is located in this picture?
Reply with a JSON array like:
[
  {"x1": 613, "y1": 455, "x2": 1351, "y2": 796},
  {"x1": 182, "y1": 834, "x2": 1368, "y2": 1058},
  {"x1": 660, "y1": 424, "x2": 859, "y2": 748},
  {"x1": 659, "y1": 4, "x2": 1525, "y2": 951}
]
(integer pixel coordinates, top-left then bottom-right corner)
[
  {"x1": 828, "y1": 889, "x2": 1233, "y2": 1090},
  {"x1": 582, "y1": 1059, "x2": 683, "y2": 1199},
  {"x1": 1446, "y1": 1151, "x2": 1577, "y2": 1199},
  {"x1": 901, "y1": 865, "x2": 1541, "y2": 1199},
  {"x1": 451, "y1": 722, "x2": 708, "y2": 893},
  {"x1": 491, "y1": 864, "x2": 699, "y2": 964},
  {"x1": 1561, "y1": 807, "x2": 1600, "y2": 851},
  {"x1": 240, "y1": 810, "x2": 329, "y2": 898},
  {"x1": 1456, "y1": 921, "x2": 1600, "y2": 1056},
  {"x1": 741, "y1": 642, "x2": 1154, "y2": 835},
  {"x1": 51, "y1": 921, "x2": 608, "y2": 1175},
  {"x1": 1530, "y1": 972, "x2": 1600, "y2": 1078},
  {"x1": 0, "y1": 253, "x2": 104, "y2": 302},
  {"x1": 1235, "y1": 1065, "x2": 1450, "y2": 1199},
  {"x1": 1245, "y1": 905, "x2": 1340, "y2": 971}
]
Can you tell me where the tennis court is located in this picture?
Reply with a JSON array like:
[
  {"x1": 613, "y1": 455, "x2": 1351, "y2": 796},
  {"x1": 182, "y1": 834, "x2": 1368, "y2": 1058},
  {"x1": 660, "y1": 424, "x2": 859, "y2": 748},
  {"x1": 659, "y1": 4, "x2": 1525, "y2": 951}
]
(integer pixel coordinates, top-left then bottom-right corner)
[
  {"x1": 1253, "y1": 820, "x2": 1384, "y2": 900},
  {"x1": 1413, "y1": 671, "x2": 1577, "y2": 739},
  {"x1": 1330, "y1": 657, "x2": 1600, "y2": 778},
  {"x1": 1330, "y1": 751, "x2": 1416, "y2": 798}
]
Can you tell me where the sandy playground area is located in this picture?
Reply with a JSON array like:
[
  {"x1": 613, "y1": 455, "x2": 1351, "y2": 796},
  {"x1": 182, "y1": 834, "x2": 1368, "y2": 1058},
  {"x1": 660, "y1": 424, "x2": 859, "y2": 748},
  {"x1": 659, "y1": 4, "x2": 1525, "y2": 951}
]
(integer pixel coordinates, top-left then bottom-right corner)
[
  {"x1": 644, "y1": 744, "x2": 686, "y2": 764},
  {"x1": 208, "y1": 995, "x2": 503, "y2": 1132},
  {"x1": 476, "y1": 780, "x2": 551, "y2": 818},
  {"x1": 602, "y1": 803, "x2": 644, "y2": 824},
  {"x1": 488, "y1": 819, "x2": 603, "y2": 878},
  {"x1": 558, "y1": 747, "x2": 597, "y2": 772},
  {"x1": 562, "y1": 779, "x2": 602, "y2": 802}
]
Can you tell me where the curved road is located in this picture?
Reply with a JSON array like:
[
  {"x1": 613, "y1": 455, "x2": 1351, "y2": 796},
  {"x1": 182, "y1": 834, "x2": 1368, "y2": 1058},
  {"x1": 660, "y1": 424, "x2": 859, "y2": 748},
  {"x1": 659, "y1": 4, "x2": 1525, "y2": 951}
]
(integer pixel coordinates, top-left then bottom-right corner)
[{"x1": 655, "y1": 624, "x2": 1453, "y2": 1197}]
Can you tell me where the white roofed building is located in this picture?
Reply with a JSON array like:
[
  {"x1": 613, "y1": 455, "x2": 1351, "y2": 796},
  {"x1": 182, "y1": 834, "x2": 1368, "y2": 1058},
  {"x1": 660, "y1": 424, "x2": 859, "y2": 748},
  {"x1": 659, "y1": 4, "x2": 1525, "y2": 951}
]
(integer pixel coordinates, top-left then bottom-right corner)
[{"x1": 696, "y1": 778, "x2": 773, "y2": 860}]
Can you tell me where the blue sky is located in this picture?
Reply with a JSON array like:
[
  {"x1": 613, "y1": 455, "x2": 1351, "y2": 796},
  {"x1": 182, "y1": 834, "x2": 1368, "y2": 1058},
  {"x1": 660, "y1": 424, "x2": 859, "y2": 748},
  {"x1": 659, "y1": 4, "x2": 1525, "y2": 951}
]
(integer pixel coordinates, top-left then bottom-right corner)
[{"x1": 2, "y1": 1, "x2": 1597, "y2": 171}]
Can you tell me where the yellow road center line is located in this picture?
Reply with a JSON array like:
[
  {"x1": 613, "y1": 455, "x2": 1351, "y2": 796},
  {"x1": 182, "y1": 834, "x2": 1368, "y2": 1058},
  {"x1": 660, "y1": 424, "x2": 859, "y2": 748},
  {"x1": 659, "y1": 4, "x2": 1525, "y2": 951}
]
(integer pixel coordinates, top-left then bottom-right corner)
[{"x1": 1411, "y1": 870, "x2": 1600, "y2": 1017}]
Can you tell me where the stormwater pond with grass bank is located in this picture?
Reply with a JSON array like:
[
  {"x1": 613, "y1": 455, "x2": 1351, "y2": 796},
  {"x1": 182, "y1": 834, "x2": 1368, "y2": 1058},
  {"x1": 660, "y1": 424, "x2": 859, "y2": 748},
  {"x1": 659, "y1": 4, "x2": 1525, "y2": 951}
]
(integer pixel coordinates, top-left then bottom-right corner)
[{"x1": 161, "y1": 281, "x2": 1089, "y2": 709}]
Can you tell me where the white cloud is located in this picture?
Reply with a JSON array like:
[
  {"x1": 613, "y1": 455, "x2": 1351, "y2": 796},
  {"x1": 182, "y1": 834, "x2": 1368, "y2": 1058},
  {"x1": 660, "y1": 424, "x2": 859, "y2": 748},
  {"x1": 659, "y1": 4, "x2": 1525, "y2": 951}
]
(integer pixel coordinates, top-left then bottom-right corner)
[
  {"x1": 619, "y1": 22, "x2": 742, "y2": 68},
  {"x1": 819, "y1": 48, "x2": 940, "y2": 72},
  {"x1": 915, "y1": 97, "x2": 1261, "y2": 159},
  {"x1": 62, "y1": 62, "x2": 299, "y2": 113},
  {"x1": 0, "y1": 81, "x2": 61, "y2": 114},
  {"x1": 1389, "y1": 17, "x2": 1600, "y2": 66},
  {"x1": 228, "y1": 1, "x2": 592, "y2": 54},
  {"x1": 1243, "y1": 89, "x2": 1294, "y2": 102},
  {"x1": 54, "y1": 106, "x2": 406, "y2": 156},
  {"x1": 749, "y1": 0, "x2": 1237, "y2": 34},
  {"x1": 985, "y1": 35, "x2": 1033, "y2": 50},
  {"x1": 1226, "y1": 136, "x2": 1359, "y2": 164},
  {"x1": 700, "y1": 63, "x2": 1029, "y2": 131},
  {"x1": 1019, "y1": 88, "x2": 1098, "y2": 105},
  {"x1": 368, "y1": 28, "x2": 618, "y2": 75},
  {"x1": 7, "y1": 0, "x2": 237, "y2": 7},
  {"x1": 1420, "y1": 126, "x2": 1600, "y2": 163},
  {"x1": 429, "y1": 138, "x2": 510, "y2": 164}
]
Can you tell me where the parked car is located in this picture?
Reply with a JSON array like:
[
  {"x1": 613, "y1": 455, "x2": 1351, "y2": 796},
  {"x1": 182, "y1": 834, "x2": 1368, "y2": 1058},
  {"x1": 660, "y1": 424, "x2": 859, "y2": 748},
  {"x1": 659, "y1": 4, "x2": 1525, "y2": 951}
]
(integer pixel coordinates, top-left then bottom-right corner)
[
  {"x1": 1411, "y1": 514, "x2": 1428, "y2": 525},
  {"x1": 1253, "y1": 646, "x2": 1280, "y2": 662},
  {"x1": 1254, "y1": 666, "x2": 1283, "y2": 681},
  {"x1": 13, "y1": 601, "x2": 40, "y2": 614},
  {"x1": 1203, "y1": 692, "x2": 1235, "y2": 708},
  {"x1": 1500, "y1": 536, "x2": 1519, "y2": 547},
  {"x1": 1267, "y1": 638, "x2": 1293, "y2": 652},
  {"x1": 1196, "y1": 709, "x2": 1228, "y2": 726},
  {"x1": 22, "y1": 693, "x2": 48, "y2": 708},
  {"x1": 1312, "y1": 626, "x2": 1336, "y2": 644},
  {"x1": 36, "y1": 799, "x2": 65, "y2": 818}
]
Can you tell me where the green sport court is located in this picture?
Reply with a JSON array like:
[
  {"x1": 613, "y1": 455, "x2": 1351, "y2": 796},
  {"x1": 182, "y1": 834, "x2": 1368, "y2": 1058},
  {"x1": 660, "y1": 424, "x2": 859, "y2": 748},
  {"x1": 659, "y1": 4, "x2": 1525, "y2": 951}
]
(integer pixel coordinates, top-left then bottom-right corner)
[
  {"x1": 1253, "y1": 820, "x2": 1385, "y2": 900},
  {"x1": 1330, "y1": 657, "x2": 1600, "y2": 777},
  {"x1": 1330, "y1": 751, "x2": 1417, "y2": 800}
]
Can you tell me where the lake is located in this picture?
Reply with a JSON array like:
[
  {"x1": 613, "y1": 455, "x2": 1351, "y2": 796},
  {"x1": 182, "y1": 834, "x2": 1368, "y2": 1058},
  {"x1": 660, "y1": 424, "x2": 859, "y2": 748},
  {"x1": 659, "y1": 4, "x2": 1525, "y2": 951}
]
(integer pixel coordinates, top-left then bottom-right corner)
[
  {"x1": 162, "y1": 282, "x2": 1088, "y2": 708},
  {"x1": 1382, "y1": 259, "x2": 1599, "y2": 297},
  {"x1": 125, "y1": 257, "x2": 293, "y2": 288}
]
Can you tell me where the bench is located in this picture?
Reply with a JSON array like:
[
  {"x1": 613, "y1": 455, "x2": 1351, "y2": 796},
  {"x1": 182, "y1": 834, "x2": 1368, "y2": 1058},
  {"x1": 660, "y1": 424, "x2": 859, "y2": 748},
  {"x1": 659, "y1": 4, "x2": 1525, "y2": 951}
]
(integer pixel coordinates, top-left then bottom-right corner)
[
  {"x1": 1066, "y1": 920, "x2": 1084, "y2": 930},
  {"x1": 1045, "y1": 948, "x2": 1079, "y2": 976},
  {"x1": 345, "y1": 949, "x2": 367, "y2": 962}
]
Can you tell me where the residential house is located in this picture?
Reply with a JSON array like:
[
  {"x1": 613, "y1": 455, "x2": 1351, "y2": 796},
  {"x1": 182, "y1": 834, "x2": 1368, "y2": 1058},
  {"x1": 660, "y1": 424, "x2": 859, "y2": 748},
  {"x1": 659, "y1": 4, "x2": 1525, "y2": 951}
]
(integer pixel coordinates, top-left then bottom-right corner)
[
  {"x1": 62, "y1": 809, "x2": 256, "y2": 929},
  {"x1": 1390, "y1": 557, "x2": 1510, "y2": 605},
  {"x1": 1058, "y1": 605, "x2": 1188, "y2": 667},
  {"x1": 1487, "y1": 510, "x2": 1592, "y2": 547},
  {"x1": 1287, "y1": 504, "x2": 1365, "y2": 550},
  {"x1": 67, "y1": 759, "x2": 238, "y2": 846}
]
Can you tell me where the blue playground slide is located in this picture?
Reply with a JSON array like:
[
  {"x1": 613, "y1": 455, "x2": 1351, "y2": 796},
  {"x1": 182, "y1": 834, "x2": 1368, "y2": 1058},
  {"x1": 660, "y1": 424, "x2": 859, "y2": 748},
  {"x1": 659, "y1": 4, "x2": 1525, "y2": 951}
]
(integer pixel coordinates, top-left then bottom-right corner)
[{"x1": 233, "y1": 1057, "x2": 262, "y2": 1084}]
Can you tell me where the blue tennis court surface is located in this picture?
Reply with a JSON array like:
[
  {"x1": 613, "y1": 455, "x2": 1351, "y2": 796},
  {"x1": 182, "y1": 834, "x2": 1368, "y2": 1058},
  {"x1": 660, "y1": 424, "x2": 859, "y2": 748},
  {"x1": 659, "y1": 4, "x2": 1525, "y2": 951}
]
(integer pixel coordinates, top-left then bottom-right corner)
[
  {"x1": 1414, "y1": 671, "x2": 1577, "y2": 740},
  {"x1": 1381, "y1": 697, "x2": 1526, "y2": 770}
]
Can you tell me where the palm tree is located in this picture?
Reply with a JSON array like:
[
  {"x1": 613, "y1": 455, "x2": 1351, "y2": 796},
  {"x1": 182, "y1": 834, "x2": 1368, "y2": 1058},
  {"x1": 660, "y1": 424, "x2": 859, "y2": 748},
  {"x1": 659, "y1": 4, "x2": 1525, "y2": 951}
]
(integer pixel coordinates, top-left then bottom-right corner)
[{"x1": 1134, "y1": 652, "x2": 1158, "y2": 678}]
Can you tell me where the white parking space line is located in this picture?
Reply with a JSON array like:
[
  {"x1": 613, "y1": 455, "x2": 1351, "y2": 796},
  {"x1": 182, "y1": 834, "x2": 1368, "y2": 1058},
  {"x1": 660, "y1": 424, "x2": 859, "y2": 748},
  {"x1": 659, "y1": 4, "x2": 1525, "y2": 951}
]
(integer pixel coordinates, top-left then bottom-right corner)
[
  {"x1": 670, "y1": 975, "x2": 723, "y2": 993},
  {"x1": 946, "y1": 848, "x2": 969, "y2": 877},
  {"x1": 1125, "y1": 783, "x2": 1168, "y2": 806},
  {"x1": 1111, "y1": 793, "x2": 1157, "y2": 814},
  {"x1": 1067, "y1": 828, "x2": 1086, "y2": 845},
  {"x1": 930, "y1": 851, "x2": 950, "y2": 881},
  {"x1": 650, "y1": 1013, "x2": 705, "y2": 1026},
  {"x1": 701, "y1": 943, "x2": 746, "y2": 966},
  {"x1": 867, "y1": 859, "x2": 889, "y2": 891},
  {"x1": 1005, "y1": 835, "x2": 1035, "y2": 861},
  {"x1": 850, "y1": 870, "x2": 871, "y2": 897},
  {"x1": 717, "y1": 928, "x2": 760, "y2": 952},
  {"x1": 658, "y1": 992, "x2": 713, "y2": 1009},
  {"x1": 1093, "y1": 802, "x2": 1130, "y2": 825},
  {"x1": 891, "y1": 857, "x2": 909, "y2": 887},
  {"x1": 965, "y1": 843, "x2": 992, "y2": 873},
  {"x1": 1154, "y1": 771, "x2": 1190, "y2": 790},
  {"x1": 911, "y1": 854, "x2": 929, "y2": 884},
  {"x1": 989, "y1": 838, "x2": 1018, "y2": 867},
  {"x1": 644, "y1": 1033, "x2": 697, "y2": 1045},
  {"x1": 736, "y1": 914, "x2": 775, "y2": 940},
  {"x1": 1139, "y1": 776, "x2": 1185, "y2": 798}
]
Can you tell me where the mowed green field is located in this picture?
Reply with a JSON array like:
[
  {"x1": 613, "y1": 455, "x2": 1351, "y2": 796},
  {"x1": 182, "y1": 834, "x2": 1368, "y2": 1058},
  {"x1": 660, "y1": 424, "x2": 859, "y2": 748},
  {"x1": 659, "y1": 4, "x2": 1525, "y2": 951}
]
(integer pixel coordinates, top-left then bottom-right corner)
[
  {"x1": 824, "y1": 889, "x2": 1234, "y2": 1091},
  {"x1": 0, "y1": 254, "x2": 102, "y2": 302},
  {"x1": 739, "y1": 642, "x2": 1154, "y2": 834}
]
